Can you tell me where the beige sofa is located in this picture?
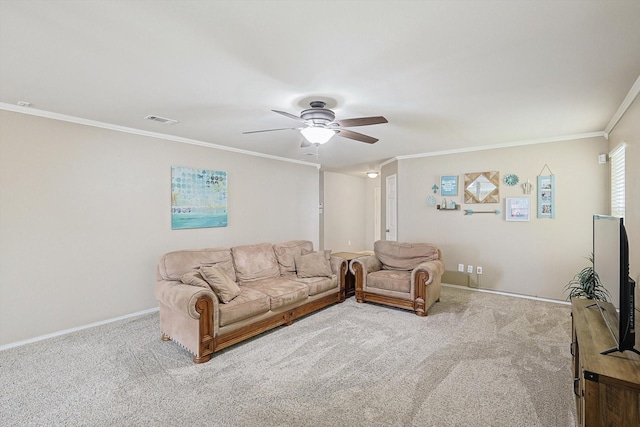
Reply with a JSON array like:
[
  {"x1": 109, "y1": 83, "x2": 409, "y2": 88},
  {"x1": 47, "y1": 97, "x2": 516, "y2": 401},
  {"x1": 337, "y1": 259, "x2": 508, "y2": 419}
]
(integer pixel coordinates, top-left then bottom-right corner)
[
  {"x1": 155, "y1": 240, "x2": 347, "y2": 363},
  {"x1": 351, "y1": 240, "x2": 445, "y2": 316}
]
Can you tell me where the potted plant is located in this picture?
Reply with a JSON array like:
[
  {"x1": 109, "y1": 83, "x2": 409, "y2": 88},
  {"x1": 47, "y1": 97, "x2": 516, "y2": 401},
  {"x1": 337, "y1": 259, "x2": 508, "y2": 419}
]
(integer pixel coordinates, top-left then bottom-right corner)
[{"x1": 564, "y1": 253, "x2": 610, "y2": 301}]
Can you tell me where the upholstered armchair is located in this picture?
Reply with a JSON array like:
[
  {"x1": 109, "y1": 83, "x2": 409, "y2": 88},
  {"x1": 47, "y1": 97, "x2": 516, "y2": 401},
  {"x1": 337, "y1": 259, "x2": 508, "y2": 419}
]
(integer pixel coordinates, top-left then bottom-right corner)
[{"x1": 350, "y1": 240, "x2": 445, "y2": 316}]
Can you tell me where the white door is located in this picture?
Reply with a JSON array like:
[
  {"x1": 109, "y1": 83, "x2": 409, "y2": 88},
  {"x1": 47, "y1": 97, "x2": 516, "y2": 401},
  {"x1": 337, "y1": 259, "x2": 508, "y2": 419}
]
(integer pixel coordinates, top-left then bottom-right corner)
[{"x1": 386, "y1": 174, "x2": 397, "y2": 241}]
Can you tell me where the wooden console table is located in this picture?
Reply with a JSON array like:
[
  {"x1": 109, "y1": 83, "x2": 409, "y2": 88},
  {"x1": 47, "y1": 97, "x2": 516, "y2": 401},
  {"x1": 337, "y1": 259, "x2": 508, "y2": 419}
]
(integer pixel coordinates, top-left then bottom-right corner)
[
  {"x1": 571, "y1": 298, "x2": 640, "y2": 426},
  {"x1": 332, "y1": 252, "x2": 370, "y2": 298}
]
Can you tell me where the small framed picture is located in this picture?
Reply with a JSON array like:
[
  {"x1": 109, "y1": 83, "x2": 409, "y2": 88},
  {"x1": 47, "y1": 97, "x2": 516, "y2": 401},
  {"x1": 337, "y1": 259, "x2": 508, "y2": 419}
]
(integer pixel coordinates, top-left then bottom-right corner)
[
  {"x1": 537, "y1": 175, "x2": 555, "y2": 219},
  {"x1": 505, "y1": 197, "x2": 530, "y2": 222},
  {"x1": 440, "y1": 175, "x2": 458, "y2": 196}
]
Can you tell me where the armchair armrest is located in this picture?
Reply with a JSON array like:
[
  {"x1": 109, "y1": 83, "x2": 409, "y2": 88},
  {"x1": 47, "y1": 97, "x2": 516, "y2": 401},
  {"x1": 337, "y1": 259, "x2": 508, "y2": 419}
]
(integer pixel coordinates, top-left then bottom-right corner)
[
  {"x1": 349, "y1": 255, "x2": 382, "y2": 275},
  {"x1": 154, "y1": 280, "x2": 219, "y2": 319},
  {"x1": 412, "y1": 259, "x2": 445, "y2": 286},
  {"x1": 350, "y1": 255, "x2": 382, "y2": 301}
]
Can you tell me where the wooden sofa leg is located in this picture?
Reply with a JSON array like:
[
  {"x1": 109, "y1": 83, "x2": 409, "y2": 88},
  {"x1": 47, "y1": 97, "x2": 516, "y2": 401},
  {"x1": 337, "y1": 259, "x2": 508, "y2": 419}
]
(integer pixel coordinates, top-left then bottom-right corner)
[
  {"x1": 161, "y1": 333, "x2": 171, "y2": 341},
  {"x1": 193, "y1": 354, "x2": 211, "y2": 364}
]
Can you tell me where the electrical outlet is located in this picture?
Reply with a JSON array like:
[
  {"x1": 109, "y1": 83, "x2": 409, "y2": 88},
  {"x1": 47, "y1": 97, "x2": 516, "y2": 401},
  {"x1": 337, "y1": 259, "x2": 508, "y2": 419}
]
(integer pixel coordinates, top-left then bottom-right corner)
[
  {"x1": 477, "y1": 266, "x2": 483, "y2": 275},
  {"x1": 458, "y1": 263, "x2": 464, "y2": 272},
  {"x1": 467, "y1": 265, "x2": 474, "y2": 274}
]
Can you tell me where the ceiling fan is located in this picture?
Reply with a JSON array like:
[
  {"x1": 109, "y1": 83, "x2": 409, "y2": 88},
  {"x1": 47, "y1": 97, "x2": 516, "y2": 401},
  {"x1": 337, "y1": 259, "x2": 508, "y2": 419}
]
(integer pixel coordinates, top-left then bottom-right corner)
[{"x1": 243, "y1": 101, "x2": 388, "y2": 146}]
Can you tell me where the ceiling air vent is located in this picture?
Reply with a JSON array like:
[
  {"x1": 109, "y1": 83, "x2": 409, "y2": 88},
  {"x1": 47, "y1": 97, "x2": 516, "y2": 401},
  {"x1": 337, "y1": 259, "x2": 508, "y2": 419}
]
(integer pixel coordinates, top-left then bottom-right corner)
[{"x1": 144, "y1": 115, "x2": 178, "y2": 125}]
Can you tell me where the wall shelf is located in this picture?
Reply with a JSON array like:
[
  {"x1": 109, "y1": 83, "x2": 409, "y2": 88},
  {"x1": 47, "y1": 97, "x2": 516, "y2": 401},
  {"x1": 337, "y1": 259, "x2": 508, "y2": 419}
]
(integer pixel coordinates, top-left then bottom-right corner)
[{"x1": 436, "y1": 204, "x2": 460, "y2": 211}]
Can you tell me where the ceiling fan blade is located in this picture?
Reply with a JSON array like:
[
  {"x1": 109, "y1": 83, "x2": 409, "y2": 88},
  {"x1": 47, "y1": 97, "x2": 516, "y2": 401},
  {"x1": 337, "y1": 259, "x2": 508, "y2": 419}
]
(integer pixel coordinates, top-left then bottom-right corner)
[
  {"x1": 272, "y1": 110, "x2": 308, "y2": 124},
  {"x1": 332, "y1": 116, "x2": 388, "y2": 127},
  {"x1": 300, "y1": 139, "x2": 312, "y2": 148},
  {"x1": 243, "y1": 127, "x2": 300, "y2": 134},
  {"x1": 335, "y1": 129, "x2": 378, "y2": 144}
]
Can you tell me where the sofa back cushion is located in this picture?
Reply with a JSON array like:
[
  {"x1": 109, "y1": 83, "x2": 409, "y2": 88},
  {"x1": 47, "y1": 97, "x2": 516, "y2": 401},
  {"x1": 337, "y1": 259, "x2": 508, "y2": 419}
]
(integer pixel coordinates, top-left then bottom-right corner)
[
  {"x1": 374, "y1": 241, "x2": 440, "y2": 271},
  {"x1": 157, "y1": 248, "x2": 236, "y2": 282},
  {"x1": 232, "y1": 243, "x2": 280, "y2": 282},
  {"x1": 273, "y1": 240, "x2": 314, "y2": 276}
]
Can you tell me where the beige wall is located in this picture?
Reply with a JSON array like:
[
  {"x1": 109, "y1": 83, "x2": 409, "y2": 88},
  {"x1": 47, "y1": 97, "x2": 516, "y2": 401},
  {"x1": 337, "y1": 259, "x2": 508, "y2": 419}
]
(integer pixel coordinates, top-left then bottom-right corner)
[
  {"x1": 323, "y1": 172, "x2": 368, "y2": 252},
  {"x1": 394, "y1": 137, "x2": 609, "y2": 300},
  {"x1": 608, "y1": 94, "x2": 639, "y2": 289},
  {"x1": 0, "y1": 110, "x2": 319, "y2": 345},
  {"x1": 364, "y1": 176, "x2": 380, "y2": 250}
]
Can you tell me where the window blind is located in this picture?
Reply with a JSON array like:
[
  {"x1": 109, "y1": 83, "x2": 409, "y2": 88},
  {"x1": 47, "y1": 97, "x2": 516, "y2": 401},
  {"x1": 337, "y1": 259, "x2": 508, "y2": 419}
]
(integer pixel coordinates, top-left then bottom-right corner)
[{"x1": 610, "y1": 143, "x2": 626, "y2": 218}]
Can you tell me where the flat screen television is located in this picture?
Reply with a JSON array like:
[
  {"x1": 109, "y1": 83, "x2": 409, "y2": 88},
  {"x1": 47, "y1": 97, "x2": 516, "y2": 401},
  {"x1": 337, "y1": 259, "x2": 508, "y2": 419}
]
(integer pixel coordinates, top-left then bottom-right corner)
[{"x1": 592, "y1": 214, "x2": 638, "y2": 355}]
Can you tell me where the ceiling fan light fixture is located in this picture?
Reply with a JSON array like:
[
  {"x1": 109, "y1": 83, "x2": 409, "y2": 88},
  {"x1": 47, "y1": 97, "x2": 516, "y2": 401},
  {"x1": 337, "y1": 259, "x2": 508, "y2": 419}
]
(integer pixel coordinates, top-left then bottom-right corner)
[
  {"x1": 300, "y1": 127, "x2": 336, "y2": 145},
  {"x1": 366, "y1": 171, "x2": 379, "y2": 178}
]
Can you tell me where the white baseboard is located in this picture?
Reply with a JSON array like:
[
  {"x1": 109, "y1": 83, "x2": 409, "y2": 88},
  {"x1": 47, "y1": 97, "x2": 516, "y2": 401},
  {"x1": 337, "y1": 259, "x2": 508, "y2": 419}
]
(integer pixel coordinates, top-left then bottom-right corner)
[
  {"x1": 442, "y1": 283, "x2": 570, "y2": 305},
  {"x1": 0, "y1": 307, "x2": 159, "y2": 352},
  {"x1": 1, "y1": 286, "x2": 567, "y2": 352}
]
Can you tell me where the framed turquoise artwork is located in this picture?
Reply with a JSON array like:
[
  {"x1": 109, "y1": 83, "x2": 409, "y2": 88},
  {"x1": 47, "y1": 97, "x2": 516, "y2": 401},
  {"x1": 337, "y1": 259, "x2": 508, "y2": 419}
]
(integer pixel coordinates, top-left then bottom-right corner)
[
  {"x1": 171, "y1": 166, "x2": 228, "y2": 229},
  {"x1": 440, "y1": 175, "x2": 458, "y2": 196},
  {"x1": 537, "y1": 175, "x2": 555, "y2": 219}
]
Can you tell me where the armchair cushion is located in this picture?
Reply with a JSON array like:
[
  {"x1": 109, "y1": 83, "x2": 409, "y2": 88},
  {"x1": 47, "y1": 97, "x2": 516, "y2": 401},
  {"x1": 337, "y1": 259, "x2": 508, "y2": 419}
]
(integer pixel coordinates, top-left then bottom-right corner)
[
  {"x1": 200, "y1": 265, "x2": 241, "y2": 303},
  {"x1": 273, "y1": 240, "x2": 314, "y2": 276},
  {"x1": 367, "y1": 270, "x2": 412, "y2": 293},
  {"x1": 295, "y1": 250, "x2": 332, "y2": 278},
  {"x1": 374, "y1": 241, "x2": 439, "y2": 271}
]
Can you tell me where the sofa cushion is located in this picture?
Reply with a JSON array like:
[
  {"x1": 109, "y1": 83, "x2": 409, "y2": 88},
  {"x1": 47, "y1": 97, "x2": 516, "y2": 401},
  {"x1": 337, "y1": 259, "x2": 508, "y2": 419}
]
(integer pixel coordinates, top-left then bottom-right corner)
[
  {"x1": 158, "y1": 248, "x2": 236, "y2": 282},
  {"x1": 273, "y1": 240, "x2": 314, "y2": 276},
  {"x1": 367, "y1": 270, "x2": 412, "y2": 293},
  {"x1": 232, "y1": 243, "x2": 280, "y2": 282},
  {"x1": 241, "y1": 277, "x2": 309, "y2": 310},
  {"x1": 295, "y1": 250, "x2": 333, "y2": 278},
  {"x1": 295, "y1": 276, "x2": 338, "y2": 296},
  {"x1": 374, "y1": 241, "x2": 439, "y2": 271},
  {"x1": 200, "y1": 265, "x2": 241, "y2": 303},
  {"x1": 180, "y1": 271, "x2": 210, "y2": 289},
  {"x1": 218, "y1": 287, "x2": 271, "y2": 327}
]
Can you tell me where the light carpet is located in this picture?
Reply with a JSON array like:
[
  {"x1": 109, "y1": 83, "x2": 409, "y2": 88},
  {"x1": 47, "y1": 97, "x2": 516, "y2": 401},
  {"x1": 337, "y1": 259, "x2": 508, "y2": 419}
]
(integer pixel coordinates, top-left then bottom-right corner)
[{"x1": 0, "y1": 286, "x2": 576, "y2": 426}]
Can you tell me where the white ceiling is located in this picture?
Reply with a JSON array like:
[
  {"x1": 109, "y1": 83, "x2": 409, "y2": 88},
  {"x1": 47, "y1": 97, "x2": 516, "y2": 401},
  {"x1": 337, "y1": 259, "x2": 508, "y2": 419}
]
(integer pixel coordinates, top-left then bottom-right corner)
[{"x1": 1, "y1": 0, "x2": 639, "y2": 176}]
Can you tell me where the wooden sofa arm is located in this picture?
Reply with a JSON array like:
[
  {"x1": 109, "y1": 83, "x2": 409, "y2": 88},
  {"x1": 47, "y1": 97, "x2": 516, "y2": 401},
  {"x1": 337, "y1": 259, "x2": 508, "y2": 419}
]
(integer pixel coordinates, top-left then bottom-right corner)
[
  {"x1": 330, "y1": 256, "x2": 348, "y2": 301},
  {"x1": 154, "y1": 280, "x2": 218, "y2": 319},
  {"x1": 155, "y1": 280, "x2": 218, "y2": 363}
]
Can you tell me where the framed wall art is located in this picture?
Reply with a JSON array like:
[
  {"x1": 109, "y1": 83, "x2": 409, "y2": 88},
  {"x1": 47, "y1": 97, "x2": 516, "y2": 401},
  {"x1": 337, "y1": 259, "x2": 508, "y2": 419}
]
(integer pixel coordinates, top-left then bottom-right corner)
[
  {"x1": 537, "y1": 175, "x2": 555, "y2": 219},
  {"x1": 440, "y1": 175, "x2": 458, "y2": 196},
  {"x1": 464, "y1": 171, "x2": 500, "y2": 203},
  {"x1": 505, "y1": 197, "x2": 530, "y2": 222},
  {"x1": 171, "y1": 166, "x2": 228, "y2": 229}
]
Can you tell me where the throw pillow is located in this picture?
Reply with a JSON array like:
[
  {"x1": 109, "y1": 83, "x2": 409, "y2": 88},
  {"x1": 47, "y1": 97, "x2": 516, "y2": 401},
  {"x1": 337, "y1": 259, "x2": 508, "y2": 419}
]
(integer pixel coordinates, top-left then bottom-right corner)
[
  {"x1": 295, "y1": 250, "x2": 333, "y2": 278},
  {"x1": 180, "y1": 271, "x2": 210, "y2": 288},
  {"x1": 199, "y1": 265, "x2": 241, "y2": 303}
]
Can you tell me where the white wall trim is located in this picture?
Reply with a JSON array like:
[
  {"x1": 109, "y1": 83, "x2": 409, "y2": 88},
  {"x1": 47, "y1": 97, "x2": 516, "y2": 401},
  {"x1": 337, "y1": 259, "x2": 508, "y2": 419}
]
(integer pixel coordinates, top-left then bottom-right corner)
[
  {"x1": 395, "y1": 132, "x2": 605, "y2": 161},
  {"x1": 376, "y1": 132, "x2": 605, "y2": 168},
  {"x1": 0, "y1": 307, "x2": 159, "y2": 352},
  {"x1": 0, "y1": 103, "x2": 321, "y2": 169},
  {"x1": 604, "y1": 74, "x2": 640, "y2": 136},
  {"x1": 442, "y1": 283, "x2": 570, "y2": 306}
]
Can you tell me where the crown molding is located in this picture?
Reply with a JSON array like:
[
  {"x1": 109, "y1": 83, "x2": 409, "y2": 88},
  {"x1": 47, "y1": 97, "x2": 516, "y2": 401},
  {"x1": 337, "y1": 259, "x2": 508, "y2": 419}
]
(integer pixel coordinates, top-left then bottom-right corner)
[
  {"x1": 0, "y1": 103, "x2": 321, "y2": 169},
  {"x1": 604, "y1": 74, "x2": 640, "y2": 137},
  {"x1": 394, "y1": 131, "x2": 606, "y2": 161}
]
